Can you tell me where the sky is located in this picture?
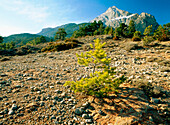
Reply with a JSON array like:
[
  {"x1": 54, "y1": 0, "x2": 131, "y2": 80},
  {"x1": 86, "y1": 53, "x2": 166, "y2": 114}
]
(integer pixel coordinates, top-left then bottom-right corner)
[{"x1": 0, "y1": 0, "x2": 169, "y2": 37}]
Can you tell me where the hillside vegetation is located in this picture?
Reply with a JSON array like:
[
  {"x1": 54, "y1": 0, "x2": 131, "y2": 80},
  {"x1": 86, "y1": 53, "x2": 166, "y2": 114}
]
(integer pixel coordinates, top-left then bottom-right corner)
[{"x1": 3, "y1": 33, "x2": 50, "y2": 46}]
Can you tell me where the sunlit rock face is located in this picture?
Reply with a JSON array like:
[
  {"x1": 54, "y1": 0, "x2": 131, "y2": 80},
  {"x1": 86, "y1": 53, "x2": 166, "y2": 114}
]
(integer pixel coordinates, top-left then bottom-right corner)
[{"x1": 91, "y1": 6, "x2": 159, "y2": 33}]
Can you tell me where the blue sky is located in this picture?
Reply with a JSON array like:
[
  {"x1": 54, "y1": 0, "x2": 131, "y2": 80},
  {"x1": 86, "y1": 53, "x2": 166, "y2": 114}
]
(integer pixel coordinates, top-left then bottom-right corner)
[{"x1": 0, "y1": 0, "x2": 169, "y2": 36}]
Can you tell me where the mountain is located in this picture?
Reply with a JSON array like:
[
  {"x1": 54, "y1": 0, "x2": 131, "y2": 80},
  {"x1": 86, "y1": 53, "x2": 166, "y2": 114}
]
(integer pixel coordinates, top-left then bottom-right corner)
[
  {"x1": 3, "y1": 6, "x2": 160, "y2": 45},
  {"x1": 37, "y1": 23, "x2": 89, "y2": 38},
  {"x1": 90, "y1": 6, "x2": 159, "y2": 33},
  {"x1": 3, "y1": 33, "x2": 50, "y2": 45}
]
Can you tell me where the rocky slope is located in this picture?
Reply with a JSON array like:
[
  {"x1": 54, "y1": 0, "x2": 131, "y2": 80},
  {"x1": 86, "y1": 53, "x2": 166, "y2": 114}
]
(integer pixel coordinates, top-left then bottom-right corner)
[
  {"x1": 91, "y1": 6, "x2": 159, "y2": 33},
  {"x1": 0, "y1": 36, "x2": 169, "y2": 124}
]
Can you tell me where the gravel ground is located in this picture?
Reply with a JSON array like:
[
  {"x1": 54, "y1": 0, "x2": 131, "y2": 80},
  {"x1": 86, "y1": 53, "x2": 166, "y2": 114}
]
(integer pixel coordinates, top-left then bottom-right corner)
[{"x1": 0, "y1": 36, "x2": 169, "y2": 125}]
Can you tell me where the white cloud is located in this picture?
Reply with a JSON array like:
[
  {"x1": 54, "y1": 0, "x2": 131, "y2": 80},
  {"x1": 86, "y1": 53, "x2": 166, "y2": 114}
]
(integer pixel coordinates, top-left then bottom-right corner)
[
  {"x1": 0, "y1": 25, "x2": 37, "y2": 37},
  {"x1": 0, "y1": 0, "x2": 50, "y2": 22}
]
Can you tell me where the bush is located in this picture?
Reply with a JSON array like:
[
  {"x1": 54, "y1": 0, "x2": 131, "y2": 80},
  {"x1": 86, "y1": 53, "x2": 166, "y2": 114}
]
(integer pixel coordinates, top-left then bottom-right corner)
[
  {"x1": 143, "y1": 36, "x2": 154, "y2": 46},
  {"x1": 153, "y1": 25, "x2": 169, "y2": 41},
  {"x1": 143, "y1": 25, "x2": 153, "y2": 36},
  {"x1": 132, "y1": 31, "x2": 141, "y2": 41},
  {"x1": 41, "y1": 42, "x2": 78, "y2": 52},
  {"x1": 64, "y1": 38, "x2": 126, "y2": 97},
  {"x1": 64, "y1": 38, "x2": 83, "y2": 44}
]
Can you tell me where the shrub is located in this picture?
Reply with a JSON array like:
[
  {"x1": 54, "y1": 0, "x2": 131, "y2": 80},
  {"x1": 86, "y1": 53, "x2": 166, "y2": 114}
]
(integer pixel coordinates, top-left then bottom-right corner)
[
  {"x1": 143, "y1": 36, "x2": 154, "y2": 46},
  {"x1": 41, "y1": 42, "x2": 78, "y2": 52},
  {"x1": 64, "y1": 38, "x2": 83, "y2": 44},
  {"x1": 143, "y1": 25, "x2": 153, "y2": 36},
  {"x1": 132, "y1": 31, "x2": 141, "y2": 41},
  {"x1": 153, "y1": 25, "x2": 169, "y2": 41},
  {"x1": 64, "y1": 38, "x2": 126, "y2": 97}
]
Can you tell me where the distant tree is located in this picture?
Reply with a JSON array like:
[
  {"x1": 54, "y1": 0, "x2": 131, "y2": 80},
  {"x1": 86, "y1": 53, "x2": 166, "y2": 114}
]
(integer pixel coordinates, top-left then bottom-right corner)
[
  {"x1": 72, "y1": 20, "x2": 105, "y2": 38},
  {"x1": 128, "y1": 20, "x2": 136, "y2": 38},
  {"x1": 6, "y1": 41, "x2": 15, "y2": 49},
  {"x1": 27, "y1": 36, "x2": 47, "y2": 45},
  {"x1": 0, "y1": 43, "x2": 6, "y2": 50},
  {"x1": 93, "y1": 30, "x2": 100, "y2": 35},
  {"x1": 108, "y1": 27, "x2": 114, "y2": 36},
  {"x1": 104, "y1": 26, "x2": 111, "y2": 35},
  {"x1": 114, "y1": 28, "x2": 119, "y2": 37},
  {"x1": 39, "y1": 36, "x2": 47, "y2": 43},
  {"x1": 143, "y1": 25, "x2": 154, "y2": 46},
  {"x1": 91, "y1": 20, "x2": 99, "y2": 33},
  {"x1": 98, "y1": 20, "x2": 103, "y2": 26},
  {"x1": 134, "y1": 31, "x2": 141, "y2": 37},
  {"x1": 113, "y1": 28, "x2": 119, "y2": 40},
  {"x1": 0, "y1": 35, "x2": 3, "y2": 43},
  {"x1": 98, "y1": 24, "x2": 104, "y2": 35},
  {"x1": 143, "y1": 25, "x2": 153, "y2": 36},
  {"x1": 50, "y1": 38, "x2": 54, "y2": 42},
  {"x1": 153, "y1": 25, "x2": 168, "y2": 41},
  {"x1": 117, "y1": 23, "x2": 128, "y2": 37},
  {"x1": 55, "y1": 28, "x2": 67, "y2": 40},
  {"x1": 0, "y1": 41, "x2": 15, "y2": 50},
  {"x1": 163, "y1": 22, "x2": 170, "y2": 35},
  {"x1": 18, "y1": 41, "x2": 24, "y2": 47}
]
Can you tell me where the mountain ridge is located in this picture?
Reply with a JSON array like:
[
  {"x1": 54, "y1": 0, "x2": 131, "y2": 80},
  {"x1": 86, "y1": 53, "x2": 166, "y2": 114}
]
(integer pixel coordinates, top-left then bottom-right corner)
[
  {"x1": 37, "y1": 23, "x2": 89, "y2": 38},
  {"x1": 90, "y1": 6, "x2": 159, "y2": 33}
]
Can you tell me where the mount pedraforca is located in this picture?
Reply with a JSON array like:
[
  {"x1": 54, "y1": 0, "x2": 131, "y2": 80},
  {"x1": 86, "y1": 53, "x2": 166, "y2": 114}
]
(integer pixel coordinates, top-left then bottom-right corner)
[{"x1": 91, "y1": 6, "x2": 159, "y2": 33}]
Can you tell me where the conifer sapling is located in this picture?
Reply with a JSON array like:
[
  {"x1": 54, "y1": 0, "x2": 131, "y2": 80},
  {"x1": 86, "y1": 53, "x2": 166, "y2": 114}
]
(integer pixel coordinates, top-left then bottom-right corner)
[{"x1": 64, "y1": 38, "x2": 126, "y2": 97}]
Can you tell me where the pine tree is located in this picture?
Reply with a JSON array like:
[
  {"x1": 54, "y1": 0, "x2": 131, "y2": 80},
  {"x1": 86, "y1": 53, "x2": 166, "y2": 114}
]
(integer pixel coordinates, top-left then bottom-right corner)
[
  {"x1": 98, "y1": 24, "x2": 104, "y2": 35},
  {"x1": 143, "y1": 25, "x2": 154, "y2": 46},
  {"x1": 108, "y1": 27, "x2": 114, "y2": 36},
  {"x1": 0, "y1": 36, "x2": 3, "y2": 43},
  {"x1": 128, "y1": 20, "x2": 136, "y2": 38},
  {"x1": 55, "y1": 28, "x2": 67, "y2": 40},
  {"x1": 153, "y1": 25, "x2": 168, "y2": 41},
  {"x1": 39, "y1": 36, "x2": 47, "y2": 43},
  {"x1": 104, "y1": 26, "x2": 111, "y2": 35},
  {"x1": 117, "y1": 23, "x2": 128, "y2": 37},
  {"x1": 64, "y1": 39, "x2": 125, "y2": 97},
  {"x1": 163, "y1": 23, "x2": 170, "y2": 35},
  {"x1": 132, "y1": 31, "x2": 141, "y2": 41},
  {"x1": 143, "y1": 25, "x2": 153, "y2": 36}
]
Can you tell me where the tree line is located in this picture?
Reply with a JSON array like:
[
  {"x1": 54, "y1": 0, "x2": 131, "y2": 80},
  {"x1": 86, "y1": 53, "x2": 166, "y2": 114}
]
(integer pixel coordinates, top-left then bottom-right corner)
[
  {"x1": 0, "y1": 35, "x2": 48, "y2": 51},
  {"x1": 0, "y1": 21, "x2": 169, "y2": 50},
  {"x1": 52, "y1": 20, "x2": 169, "y2": 44}
]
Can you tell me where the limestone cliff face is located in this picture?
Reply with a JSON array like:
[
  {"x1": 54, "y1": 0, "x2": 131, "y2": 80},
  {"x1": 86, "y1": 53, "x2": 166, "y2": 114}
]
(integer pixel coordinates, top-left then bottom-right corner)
[{"x1": 90, "y1": 6, "x2": 159, "y2": 33}]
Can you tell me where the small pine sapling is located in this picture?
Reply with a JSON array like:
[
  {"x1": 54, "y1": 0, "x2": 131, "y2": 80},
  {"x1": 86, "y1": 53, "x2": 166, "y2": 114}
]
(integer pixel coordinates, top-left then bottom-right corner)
[
  {"x1": 64, "y1": 38, "x2": 126, "y2": 97},
  {"x1": 143, "y1": 25, "x2": 154, "y2": 46}
]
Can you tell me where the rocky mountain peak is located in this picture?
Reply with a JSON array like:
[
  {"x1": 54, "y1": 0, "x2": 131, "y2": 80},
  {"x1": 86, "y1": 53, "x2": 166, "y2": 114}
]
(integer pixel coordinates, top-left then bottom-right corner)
[{"x1": 91, "y1": 6, "x2": 159, "y2": 33}]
